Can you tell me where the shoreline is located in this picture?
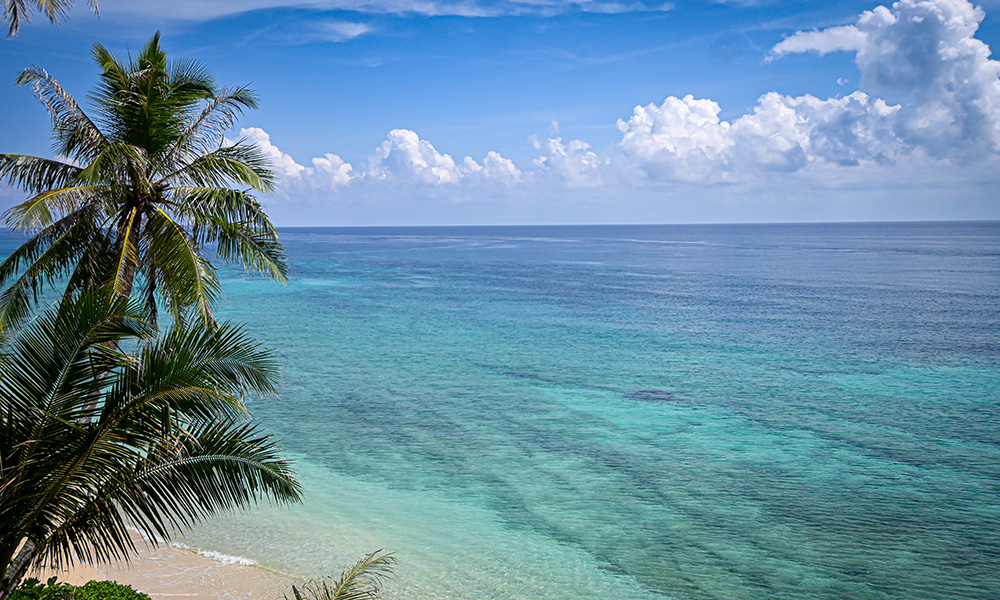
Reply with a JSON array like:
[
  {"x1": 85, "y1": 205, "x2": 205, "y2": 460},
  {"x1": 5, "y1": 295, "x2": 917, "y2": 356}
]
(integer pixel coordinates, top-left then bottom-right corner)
[{"x1": 32, "y1": 537, "x2": 297, "y2": 600}]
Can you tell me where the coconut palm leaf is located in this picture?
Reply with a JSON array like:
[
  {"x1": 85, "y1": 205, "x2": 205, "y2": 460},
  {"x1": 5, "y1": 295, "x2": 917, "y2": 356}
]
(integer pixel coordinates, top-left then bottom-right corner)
[
  {"x1": 174, "y1": 187, "x2": 287, "y2": 283},
  {"x1": 0, "y1": 155, "x2": 82, "y2": 197},
  {"x1": 0, "y1": 33, "x2": 284, "y2": 330},
  {"x1": 0, "y1": 208, "x2": 105, "y2": 330},
  {"x1": 286, "y1": 551, "x2": 397, "y2": 600},
  {"x1": 165, "y1": 86, "x2": 259, "y2": 164},
  {"x1": 0, "y1": 290, "x2": 301, "y2": 598},
  {"x1": 144, "y1": 209, "x2": 222, "y2": 325},
  {"x1": 14, "y1": 67, "x2": 107, "y2": 159},
  {"x1": 166, "y1": 142, "x2": 276, "y2": 191},
  {"x1": 3, "y1": 185, "x2": 107, "y2": 230},
  {"x1": 2, "y1": 0, "x2": 91, "y2": 37}
]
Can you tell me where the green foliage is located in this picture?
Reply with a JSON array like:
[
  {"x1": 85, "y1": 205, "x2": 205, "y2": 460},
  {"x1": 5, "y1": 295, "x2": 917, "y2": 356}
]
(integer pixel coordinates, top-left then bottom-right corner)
[
  {"x1": 0, "y1": 32, "x2": 285, "y2": 331},
  {"x1": 285, "y1": 552, "x2": 396, "y2": 600},
  {"x1": 9, "y1": 578, "x2": 150, "y2": 600},
  {"x1": 75, "y1": 580, "x2": 150, "y2": 600},
  {"x1": 0, "y1": 290, "x2": 302, "y2": 597},
  {"x1": 1, "y1": 0, "x2": 98, "y2": 38},
  {"x1": 9, "y1": 578, "x2": 73, "y2": 600}
]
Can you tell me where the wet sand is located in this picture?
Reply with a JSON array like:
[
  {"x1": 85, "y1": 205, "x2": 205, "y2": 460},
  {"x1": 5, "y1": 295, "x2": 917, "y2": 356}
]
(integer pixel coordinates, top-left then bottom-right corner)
[{"x1": 33, "y1": 538, "x2": 296, "y2": 600}]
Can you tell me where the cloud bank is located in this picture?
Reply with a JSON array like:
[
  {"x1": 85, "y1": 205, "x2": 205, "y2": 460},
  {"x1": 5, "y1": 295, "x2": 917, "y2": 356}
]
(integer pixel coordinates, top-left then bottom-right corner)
[{"x1": 244, "y1": 0, "x2": 999, "y2": 216}]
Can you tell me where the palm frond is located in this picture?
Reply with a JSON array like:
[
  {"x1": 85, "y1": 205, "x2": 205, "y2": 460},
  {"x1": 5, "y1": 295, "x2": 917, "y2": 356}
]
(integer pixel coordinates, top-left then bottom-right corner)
[
  {"x1": 164, "y1": 142, "x2": 276, "y2": 192},
  {"x1": 110, "y1": 208, "x2": 140, "y2": 298},
  {"x1": 287, "y1": 552, "x2": 396, "y2": 600},
  {"x1": 2, "y1": 0, "x2": 76, "y2": 37},
  {"x1": 102, "y1": 320, "x2": 277, "y2": 425},
  {"x1": 0, "y1": 154, "x2": 82, "y2": 196},
  {"x1": 35, "y1": 0, "x2": 73, "y2": 24},
  {"x1": 4, "y1": 185, "x2": 108, "y2": 231},
  {"x1": 144, "y1": 208, "x2": 221, "y2": 326},
  {"x1": 0, "y1": 291, "x2": 151, "y2": 545},
  {"x1": 0, "y1": 208, "x2": 100, "y2": 331},
  {"x1": 1, "y1": 291, "x2": 298, "y2": 581},
  {"x1": 160, "y1": 87, "x2": 259, "y2": 173},
  {"x1": 76, "y1": 142, "x2": 150, "y2": 187},
  {"x1": 15, "y1": 67, "x2": 107, "y2": 160},
  {"x1": 4, "y1": 0, "x2": 30, "y2": 37},
  {"x1": 174, "y1": 187, "x2": 287, "y2": 283}
]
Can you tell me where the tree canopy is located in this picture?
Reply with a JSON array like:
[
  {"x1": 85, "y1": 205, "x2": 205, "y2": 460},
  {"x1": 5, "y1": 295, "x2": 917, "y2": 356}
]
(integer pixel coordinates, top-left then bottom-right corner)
[
  {"x1": 2, "y1": 0, "x2": 98, "y2": 37},
  {"x1": 0, "y1": 290, "x2": 302, "y2": 600},
  {"x1": 0, "y1": 32, "x2": 286, "y2": 331}
]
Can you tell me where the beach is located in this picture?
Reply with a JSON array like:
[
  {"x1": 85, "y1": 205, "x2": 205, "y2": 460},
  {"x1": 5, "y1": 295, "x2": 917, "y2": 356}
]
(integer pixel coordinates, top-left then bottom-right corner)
[{"x1": 34, "y1": 537, "x2": 295, "y2": 600}]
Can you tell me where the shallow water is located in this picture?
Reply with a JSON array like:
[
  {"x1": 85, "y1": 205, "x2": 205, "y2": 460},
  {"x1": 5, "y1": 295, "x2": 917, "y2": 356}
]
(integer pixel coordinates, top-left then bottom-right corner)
[{"x1": 10, "y1": 223, "x2": 998, "y2": 599}]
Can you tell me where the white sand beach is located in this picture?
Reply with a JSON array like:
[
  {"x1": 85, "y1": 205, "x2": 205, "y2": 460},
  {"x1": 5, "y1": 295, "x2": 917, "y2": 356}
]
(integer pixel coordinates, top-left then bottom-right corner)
[{"x1": 32, "y1": 538, "x2": 295, "y2": 600}]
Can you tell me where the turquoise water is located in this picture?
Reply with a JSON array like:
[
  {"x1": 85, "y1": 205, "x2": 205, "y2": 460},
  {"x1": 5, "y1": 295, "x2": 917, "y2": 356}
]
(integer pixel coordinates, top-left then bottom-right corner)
[{"x1": 12, "y1": 223, "x2": 997, "y2": 599}]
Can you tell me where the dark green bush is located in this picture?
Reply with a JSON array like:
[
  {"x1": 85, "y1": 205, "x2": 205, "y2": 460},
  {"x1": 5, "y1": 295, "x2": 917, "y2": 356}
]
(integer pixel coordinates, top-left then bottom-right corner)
[
  {"x1": 75, "y1": 581, "x2": 150, "y2": 600},
  {"x1": 10, "y1": 578, "x2": 150, "y2": 600},
  {"x1": 9, "y1": 578, "x2": 74, "y2": 600}
]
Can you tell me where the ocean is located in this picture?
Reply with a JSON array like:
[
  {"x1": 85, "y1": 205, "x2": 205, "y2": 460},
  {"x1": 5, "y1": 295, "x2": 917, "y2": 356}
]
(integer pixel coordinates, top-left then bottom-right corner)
[{"x1": 9, "y1": 222, "x2": 1000, "y2": 599}]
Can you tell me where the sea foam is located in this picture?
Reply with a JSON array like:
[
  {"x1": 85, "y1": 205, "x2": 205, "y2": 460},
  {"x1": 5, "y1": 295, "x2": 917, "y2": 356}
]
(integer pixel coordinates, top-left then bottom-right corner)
[{"x1": 168, "y1": 542, "x2": 258, "y2": 566}]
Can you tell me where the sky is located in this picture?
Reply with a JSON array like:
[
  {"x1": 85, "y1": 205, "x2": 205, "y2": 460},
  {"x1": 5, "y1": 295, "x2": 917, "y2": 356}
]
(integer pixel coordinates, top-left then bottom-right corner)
[{"x1": 1, "y1": 0, "x2": 999, "y2": 225}]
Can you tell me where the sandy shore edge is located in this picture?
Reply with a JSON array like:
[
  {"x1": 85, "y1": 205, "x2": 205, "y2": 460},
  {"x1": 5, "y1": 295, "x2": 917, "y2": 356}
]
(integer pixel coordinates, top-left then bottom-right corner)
[{"x1": 31, "y1": 538, "x2": 297, "y2": 600}]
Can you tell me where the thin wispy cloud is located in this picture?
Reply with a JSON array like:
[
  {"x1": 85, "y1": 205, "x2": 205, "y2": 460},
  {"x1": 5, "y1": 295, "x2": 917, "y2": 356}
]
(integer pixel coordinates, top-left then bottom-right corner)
[
  {"x1": 317, "y1": 20, "x2": 374, "y2": 41},
  {"x1": 97, "y1": 0, "x2": 673, "y2": 21}
]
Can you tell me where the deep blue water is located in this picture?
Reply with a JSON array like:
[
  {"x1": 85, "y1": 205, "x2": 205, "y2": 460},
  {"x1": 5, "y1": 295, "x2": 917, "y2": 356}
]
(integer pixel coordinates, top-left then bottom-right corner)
[{"x1": 6, "y1": 222, "x2": 1000, "y2": 599}]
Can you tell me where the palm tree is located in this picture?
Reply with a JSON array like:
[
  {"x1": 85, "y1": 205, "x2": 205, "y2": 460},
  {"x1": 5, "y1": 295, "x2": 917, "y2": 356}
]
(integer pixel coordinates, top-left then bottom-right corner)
[
  {"x1": 2, "y1": 0, "x2": 98, "y2": 38},
  {"x1": 0, "y1": 32, "x2": 285, "y2": 331},
  {"x1": 0, "y1": 289, "x2": 303, "y2": 600},
  {"x1": 286, "y1": 551, "x2": 396, "y2": 600}
]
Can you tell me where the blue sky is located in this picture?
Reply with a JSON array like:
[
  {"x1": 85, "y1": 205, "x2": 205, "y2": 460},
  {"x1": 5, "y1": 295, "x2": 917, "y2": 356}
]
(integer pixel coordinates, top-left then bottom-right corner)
[{"x1": 2, "y1": 0, "x2": 1000, "y2": 225}]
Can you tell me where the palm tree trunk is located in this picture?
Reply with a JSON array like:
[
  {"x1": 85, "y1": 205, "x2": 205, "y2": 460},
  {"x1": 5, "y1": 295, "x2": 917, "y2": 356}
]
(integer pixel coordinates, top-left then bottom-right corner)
[{"x1": 0, "y1": 539, "x2": 36, "y2": 600}]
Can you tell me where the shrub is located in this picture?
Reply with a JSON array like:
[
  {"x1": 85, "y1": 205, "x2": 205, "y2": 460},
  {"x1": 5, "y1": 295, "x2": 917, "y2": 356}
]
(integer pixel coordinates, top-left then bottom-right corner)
[
  {"x1": 9, "y1": 578, "x2": 73, "y2": 600},
  {"x1": 75, "y1": 581, "x2": 150, "y2": 600},
  {"x1": 9, "y1": 579, "x2": 150, "y2": 600}
]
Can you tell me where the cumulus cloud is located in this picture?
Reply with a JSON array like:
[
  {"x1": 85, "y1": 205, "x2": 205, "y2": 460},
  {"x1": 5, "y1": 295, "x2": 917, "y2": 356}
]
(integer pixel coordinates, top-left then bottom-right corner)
[
  {"x1": 771, "y1": 0, "x2": 1000, "y2": 158},
  {"x1": 237, "y1": 0, "x2": 999, "y2": 208},
  {"x1": 617, "y1": 0, "x2": 1000, "y2": 182},
  {"x1": 464, "y1": 151, "x2": 524, "y2": 185},
  {"x1": 531, "y1": 136, "x2": 607, "y2": 186},
  {"x1": 617, "y1": 95, "x2": 734, "y2": 181},
  {"x1": 769, "y1": 25, "x2": 867, "y2": 58},
  {"x1": 311, "y1": 153, "x2": 356, "y2": 187},
  {"x1": 368, "y1": 129, "x2": 467, "y2": 184},
  {"x1": 616, "y1": 90, "x2": 903, "y2": 179},
  {"x1": 246, "y1": 128, "x2": 523, "y2": 197},
  {"x1": 240, "y1": 127, "x2": 307, "y2": 178}
]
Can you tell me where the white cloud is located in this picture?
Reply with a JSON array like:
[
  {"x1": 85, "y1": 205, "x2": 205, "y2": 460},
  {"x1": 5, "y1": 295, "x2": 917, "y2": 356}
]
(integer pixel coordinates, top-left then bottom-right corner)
[
  {"x1": 615, "y1": 91, "x2": 902, "y2": 179},
  {"x1": 311, "y1": 153, "x2": 356, "y2": 186},
  {"x1": 97, "y1": 0, "x2": 672, "y2": 21},
  {"x1": 368, "y1": 129, "x2": 465, "y2": 184},
  {"x1": 617, "y1": 95, "x2": 734, "y2": 181},
  {"x1": 531, "y1": 135, "x2": 607, "y2": 186},
  {"x1": 244, "y1": 128, "x2": 522, "y2": 197},
  {"x1": 362, "y1": 129, "x2": 523, "y2": 186},
  {"x1": 240, "y1": 127, "x2": 307, "y2": 178},
  {"x1": 615, "y1": 0, "x2": 1000, "y2": 183},
  {"x1": 235, "y1": 0, "x2": 999, "y2": 216},
  {"x1": 464, "y1": 151, "x2": 524, "y2": 184},
  {"x1": 769, "y1": 25, "x2": 867, "y2": 59},
  {"x1": 770, "y1": 0, "x2": 1000, "y2": 158},
  {"x1": 236, "y1": 128, "x2": 356, "y2": 189},
  {"x1": 318, "y1": 21, "x2": 373, "y2": 42}
]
